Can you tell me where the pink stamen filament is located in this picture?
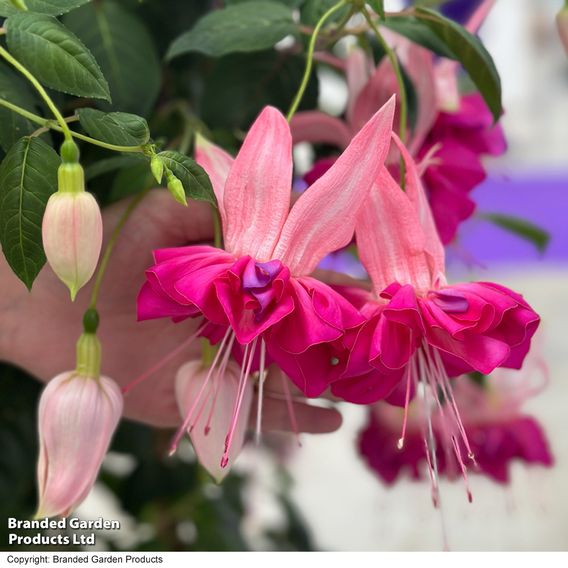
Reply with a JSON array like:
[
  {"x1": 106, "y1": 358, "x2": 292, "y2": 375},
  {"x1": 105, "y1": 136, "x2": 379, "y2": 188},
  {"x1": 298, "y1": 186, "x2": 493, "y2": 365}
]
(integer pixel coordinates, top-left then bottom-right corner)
[
  {"x1": 221, "y1": 338, "x2": 258, "y2": 468},
  {"x1": 255, "y1": 340, "x2": 267, "y2": 445},
  {"x1": 168, "y1": 328, "x2": 233, "y2": 456},
  {"x1": 122, "y1": 323, "x2": 205, "y2": 395},
  {"x1": 397, "y1": 364, "x2": 413, "y2": 450},
  {"x1": 281, "y1": 371, "x2": 301, "y2": 447}
]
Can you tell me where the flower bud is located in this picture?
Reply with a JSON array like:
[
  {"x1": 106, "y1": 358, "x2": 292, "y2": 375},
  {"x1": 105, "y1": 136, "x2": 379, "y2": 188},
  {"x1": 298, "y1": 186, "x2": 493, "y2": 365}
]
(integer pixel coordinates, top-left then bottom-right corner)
[
  {"x1": 42, "y1": 163, "x2": 102, "y2": 300},
  {"x1": 150, "y1": 155, "x2": 164, "y2": 184},
  {"x1": 166, "y1": 171, "x2": 187, "y2": 206},
  {"x1": 175, "y1": 360, "x2": 253, "y2": 483},
  {"x1": 557, "y1": 5, "x2": 568, "y2": 55},
  {"x1": 36, "y1": 371, "x2": 123, "y2": 518}
]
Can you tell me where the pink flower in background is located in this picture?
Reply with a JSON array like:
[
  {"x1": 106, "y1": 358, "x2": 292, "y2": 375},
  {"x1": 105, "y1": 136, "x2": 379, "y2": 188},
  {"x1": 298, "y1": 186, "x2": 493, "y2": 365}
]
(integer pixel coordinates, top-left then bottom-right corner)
[
  {"x1": 293, "y1": 1, "x2": 506, "y2": 244},
  {"x1": 332, "y1": 137, "x2": 539, "y2": 501},
  {"x1": 138, "y1": 101, "x2": 395, "y2": 467},
  {"x1": 359, "y1": 361, "x2": 553, "y2": 487}
]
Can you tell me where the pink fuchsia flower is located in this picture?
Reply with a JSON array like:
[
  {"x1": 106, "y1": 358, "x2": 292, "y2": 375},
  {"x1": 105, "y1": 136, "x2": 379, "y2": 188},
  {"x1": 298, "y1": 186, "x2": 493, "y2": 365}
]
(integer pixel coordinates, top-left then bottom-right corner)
[
  {"x1": 293, "y1": 2, "x2": 506, "y2": 244},
  {"x1": 138, "y1": 101, "x2": 395, "y2": 467},
  {"x1": 358, "y1": 364, "x2": 553, "y2": 488},
  {"x1": 176, "y1": 360, "x2": 253, "y2": 482},
  {"x1": 332, "y1": 137, "x2": 539, "y2": 496},
  {"x1": 36, "y1": 371, "x2": 122, "y2": 518},
  {"x1": 42, "y1": 161, "x2": 103, "y2": 300}
]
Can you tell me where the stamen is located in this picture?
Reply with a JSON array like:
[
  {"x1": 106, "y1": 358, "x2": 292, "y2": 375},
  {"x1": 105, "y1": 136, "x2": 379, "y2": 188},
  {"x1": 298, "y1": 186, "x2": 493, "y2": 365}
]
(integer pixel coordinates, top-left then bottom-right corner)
[
  {"x1": 221, "y1": 338, "x2": 258, "y2": 468},
  {"x1": 281, "y1": 372, "x2": 301, "y2": 447},
  {"x1": 255, "y1": 340, "x2": 267, "y2": 445},
  {"x1": 397, "y1": 364, "x2": 413, "y2": 450},
  {"x1": 122, "y1": 323, "x2": 206, "y2": 395},
  {"x1": 168, "y1": 328, "x2": 233, "y2": 456}
]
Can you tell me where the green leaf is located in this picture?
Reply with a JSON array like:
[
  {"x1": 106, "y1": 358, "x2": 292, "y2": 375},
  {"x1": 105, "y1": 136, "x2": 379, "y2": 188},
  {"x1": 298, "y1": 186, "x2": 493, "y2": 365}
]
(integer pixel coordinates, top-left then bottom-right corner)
[
  {"x1": 201, "y1": 51, "x2": 318, "y2": 130},
  {"x1": 84, "y1": 154, "x2": 145, "y2": 182},
  {"x1": 109, "y1": 162, "x2": 153, "y2": 203},
  {"x1": 414, "y1": 8, "x2": 502, "y2": 121},
  {"x1": 0, "y1": 0, "x2": 91, "y2": 17},
  {"x1": 167, "y1": 1, "x2": 297, "y2": 60},
  {"x1": 157, "y1": 151, "x2": 216, "y2": 206},
  {"x1": 0, "y1": 137, "x2": 60, "y2": 289},
  {"x1": 368, "y1": 0, "x2": 385, "y2": 19},
  {"x1": 300, "y1": 0, "x2": 350, "y2": 26},
  {"x1": 383, "y1": 16, "x2": 455, "y2": 58},
  {"x1": 6, "y1": 13, "x2": 110, "y2": 101},
  {"x1": 0, "y1": 65, "x2": 39, "y2": 152},
  {"x1": 480, "y1": 213, "x2": 550, "y2": 253},
  {"x1": 64, "y1": 1, "x2": 161, "y2": 117},
  {"x1": 76, "y1": 109, "x2": 150, "y2": 147}
]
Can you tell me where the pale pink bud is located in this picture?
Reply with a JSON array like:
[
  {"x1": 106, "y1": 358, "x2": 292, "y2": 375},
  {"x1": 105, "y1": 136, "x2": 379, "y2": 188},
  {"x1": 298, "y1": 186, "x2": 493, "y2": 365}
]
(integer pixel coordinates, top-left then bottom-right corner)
[
  {"x1": 557, "y1": 6, "x2": 568, "y2": 55},
  {"x1": 36, "y1": 371, "x2": 123, "y2": 518},
  {"x1": 175, "y1": 360, "x2": 253, "y2": 483},
  {"x1": 42, "y1": 163, "x2": 102, "y2": 300}
]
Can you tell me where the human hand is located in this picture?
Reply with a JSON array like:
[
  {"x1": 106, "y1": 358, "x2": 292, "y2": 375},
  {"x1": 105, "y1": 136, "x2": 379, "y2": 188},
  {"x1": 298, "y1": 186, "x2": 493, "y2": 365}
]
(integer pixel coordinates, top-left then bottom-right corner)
[{"x1": 0, "y1": 190, "x2": 341, "y2": 433}]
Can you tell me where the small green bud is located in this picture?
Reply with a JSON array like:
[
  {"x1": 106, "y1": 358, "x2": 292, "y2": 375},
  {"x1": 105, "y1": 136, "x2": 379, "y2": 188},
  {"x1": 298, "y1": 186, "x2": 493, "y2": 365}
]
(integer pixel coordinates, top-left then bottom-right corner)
[
  {"x1": 83, "y1": 308, "x2": 100, "y2": 334},
  {"x1": 166, "y1": 172, "x2": 187, "y2": 206},
  {"x1": 60, "y1": 140, "x2": 80, "y2": 164},
  {"x1": 10, "y1": 0, "x2": 28, "y2": 11},
  {"x1": 150, "y1": 155, "x2": 165, "y2": 183},
  {"x1": 57, "y1": 162, "x2": 85, "y2": 194}
]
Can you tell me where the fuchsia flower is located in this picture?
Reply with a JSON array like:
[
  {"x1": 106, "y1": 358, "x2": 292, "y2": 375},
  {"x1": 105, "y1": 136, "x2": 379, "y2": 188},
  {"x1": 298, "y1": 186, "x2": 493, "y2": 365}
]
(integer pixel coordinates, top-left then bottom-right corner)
[
  {"x1": 331, "y1": 137, "x2": 539, "y2": 498},
  {"x1": 138, "y1": 101, "x2": 395, "y2": 467},
  {"x1": 359, "y1": 359, "x2": 553, "y2": 488},
  {"x1": 292, "y1": 2, "x2": 505, "y2": 244}
]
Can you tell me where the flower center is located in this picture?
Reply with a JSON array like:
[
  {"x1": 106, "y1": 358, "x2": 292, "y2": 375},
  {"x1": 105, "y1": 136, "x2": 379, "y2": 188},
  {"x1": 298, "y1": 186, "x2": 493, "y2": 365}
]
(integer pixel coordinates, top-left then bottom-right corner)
[{"x1": 242, "y1": 259, "x2": 285, "y2": 322}]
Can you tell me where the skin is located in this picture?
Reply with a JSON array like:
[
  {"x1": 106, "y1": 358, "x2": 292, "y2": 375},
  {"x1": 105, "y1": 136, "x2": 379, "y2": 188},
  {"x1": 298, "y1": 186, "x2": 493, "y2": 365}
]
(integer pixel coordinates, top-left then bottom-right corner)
[{"x1": 0, "y1": 190, "x2": 342, "y2": 433}]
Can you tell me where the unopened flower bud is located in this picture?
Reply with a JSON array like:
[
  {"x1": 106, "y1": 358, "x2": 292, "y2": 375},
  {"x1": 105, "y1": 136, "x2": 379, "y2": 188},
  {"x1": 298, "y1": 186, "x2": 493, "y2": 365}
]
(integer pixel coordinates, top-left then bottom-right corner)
[
  {"x1": 42, "y1": 162, "x2": 102, "y2": 301},
  {"x1": 150, "y1": 155, "x2": 164, "y2": 184},
  {"x1": 166, "y1": 171, "x2": 187, "y2": 206},
  {"x1": 557, "y1": 4, "x2": 568, "y2": 55},
  {"x1": 36, "y1": 371, "x2": 123, "y2": 518},
  {"x1": 175, "y1": 360, "x2": 253, "y2": 483}
]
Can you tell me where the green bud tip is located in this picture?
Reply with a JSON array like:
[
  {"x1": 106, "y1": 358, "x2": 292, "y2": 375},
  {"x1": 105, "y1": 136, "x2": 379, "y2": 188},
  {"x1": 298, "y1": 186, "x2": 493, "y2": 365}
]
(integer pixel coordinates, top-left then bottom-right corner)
[
  {"x1": 151, "y1": 156, "x2": 164, "y2": 184},
  {"x1": 60, "y1": 140, "x2": 80, "y2": 164},
  {"x1": 167, "y1": 173, "x2": 187, "y2": 206}
]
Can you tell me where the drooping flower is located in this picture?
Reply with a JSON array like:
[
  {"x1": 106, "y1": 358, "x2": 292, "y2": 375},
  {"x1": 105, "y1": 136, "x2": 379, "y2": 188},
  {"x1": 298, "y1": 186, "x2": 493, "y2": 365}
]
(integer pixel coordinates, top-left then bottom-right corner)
[
  {"x1": 36, "y1": 368, "x2": 122, "y2": 518},
  {"x1": 332, "y1": 136, "x2": 540, "y2": 499},
  {"x1": 138, "y1": 101, "x2": 395, "y2": 467},
  {"x1": 42, "y1": 158, "x2": 102, "y2": 300},
  {"x1": 359, "y1": 362, "x2": 553, "y2": 488},
  {"x1": 292, "y1": 1, "x2": 506, "y2": 244}
]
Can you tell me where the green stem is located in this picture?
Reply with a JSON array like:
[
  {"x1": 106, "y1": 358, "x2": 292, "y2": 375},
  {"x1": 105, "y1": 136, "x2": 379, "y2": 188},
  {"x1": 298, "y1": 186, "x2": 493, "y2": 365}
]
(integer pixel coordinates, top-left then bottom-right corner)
[
  {"x1": 212, "y1": 207, "x2": 222, "y2": 249},
  {"x1": 0, "y1": 46, "x2": 73, "y2": 142},
  {"x1": 0, "y1": 97, "x2": 146, "y2": 153},
  {"x1": 89, "y1": 188, "x2": 151, "y2": 309},
  {"x1": 286, "y1": 0, "x2": 347, "y2": 122},
  {"x1": 361, "y1": 8, "x2": 408, "y2": 143}
]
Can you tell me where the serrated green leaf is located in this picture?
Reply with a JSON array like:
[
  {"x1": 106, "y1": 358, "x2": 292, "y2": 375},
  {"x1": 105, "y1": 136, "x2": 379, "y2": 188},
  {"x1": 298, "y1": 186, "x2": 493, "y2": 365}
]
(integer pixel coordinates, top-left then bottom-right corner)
[
  {"x1": 0, "y1": 65, "x2": 39, "y2": 152},
  {"x1": 76, "y1": 109, "x2": 150, "y2": 147},
  {"x1": 6, "y1": 13, "x2": 110, "y2": 101},
  {"x1": 480, "y1": 213, "x2": 550, "y2": 253},
  {"x1": 158, "y1": 151, "x2": 215, "y2": 206},
  {"x1": 0, "y1": 0, "x2": 91, "y2": 17},
  {"x1": 0, "y1": 137, "x2": 60, "y2": 289},
  {"x1": 64, "y1": 1, "x2": 161, "y2": 117},
  {"x1": 414, "y1": 8, "x2": 502, "y2": 121},
  {"x1": 368, "y1": 0, "x2": 385, "y2": 19},
  {"x1": 167, "y1": 1, "x2": 297, "y2": 60}
]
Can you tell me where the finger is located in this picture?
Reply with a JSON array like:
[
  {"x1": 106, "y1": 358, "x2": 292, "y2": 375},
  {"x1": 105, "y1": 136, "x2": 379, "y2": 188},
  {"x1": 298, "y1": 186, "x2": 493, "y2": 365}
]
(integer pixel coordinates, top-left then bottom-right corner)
[{"x1": 252, "y1": 396, "x2": 343, "y2": 434}]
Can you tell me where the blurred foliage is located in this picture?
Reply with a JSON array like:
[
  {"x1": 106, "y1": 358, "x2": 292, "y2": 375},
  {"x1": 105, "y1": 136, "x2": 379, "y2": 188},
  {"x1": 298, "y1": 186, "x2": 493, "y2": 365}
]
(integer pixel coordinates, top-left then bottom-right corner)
[{"x1": 0, "y1": 364, "x2": 314, "y2": 551}]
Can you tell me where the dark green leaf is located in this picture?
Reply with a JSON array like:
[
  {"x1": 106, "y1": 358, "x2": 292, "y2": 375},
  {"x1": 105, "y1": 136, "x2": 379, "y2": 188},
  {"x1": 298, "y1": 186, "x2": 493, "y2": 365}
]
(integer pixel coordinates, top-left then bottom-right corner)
[
  {"x1": 368, "y1": 0, "x2": 385, "y2": 19},
  {"x1": 0, "y1": 65, "x2": 39, "y2": 152},
  {"x1": 6, "y1": 13, "x2": 110, "y2": 101},
  {"x1": 167, "y1": 1, "x2": 297, "y2": 60},
  {"x1": 480, "y1": 213, "x2": 550, "y2": 253},
  {"x1": 383, "y1": 16, "x2": 455, "y2": 58},
  {"x1": 76, "y1": 109, "x2": 150, "y2": 147},
  {"x1": 0, "y1": 137, "x2": 60, "y2": 289},
  {"x1": 0, "y1": 0, "x2": 91, "y2": 17},
  {"x1": 109, "y1": 162, "x2": 153, "y2": 202},
  {"x1": 226, "y1": 0, "x2": 304, "y2": 6},
  {"x1": 85, "y1": 154, "x2": 145, "y2": 182},
  {"x1": 201, "y1": 51, "x2": 318, "y2": 130},
  {"x1": 414, "y1": 8, "x2": 502, "y2": 121},
  {"x1": 300, "y1": 0, "x2": 350, "y2": 26},
  {"x1": 64, "y1": 1, "x2": 161, "y2": 116},
  {"x1": 158, "y1": 151, "x2": 215, "y2": 206}
]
